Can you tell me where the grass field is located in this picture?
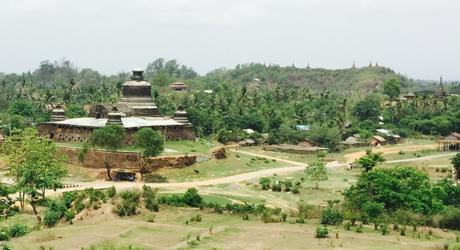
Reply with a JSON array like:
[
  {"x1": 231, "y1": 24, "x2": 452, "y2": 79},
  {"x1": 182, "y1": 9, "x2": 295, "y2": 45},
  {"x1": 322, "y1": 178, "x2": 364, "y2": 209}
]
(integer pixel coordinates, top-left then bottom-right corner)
[
  {"x1": 151, "y1": 152, "x2": 284, "y2": 182},
  {"x1": 8, "y1": 206, "x2": 458, "y2": 250}
]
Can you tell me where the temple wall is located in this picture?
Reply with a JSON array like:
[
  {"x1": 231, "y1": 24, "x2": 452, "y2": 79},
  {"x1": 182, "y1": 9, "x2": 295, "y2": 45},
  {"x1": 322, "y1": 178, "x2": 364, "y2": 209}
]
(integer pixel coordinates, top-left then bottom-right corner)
[
  {"x1": 39, "y1": 124, "x2": 196, "y2": 144},
  {"x1": 60, "y1": 147, "x2": 197, "y2": 170}
]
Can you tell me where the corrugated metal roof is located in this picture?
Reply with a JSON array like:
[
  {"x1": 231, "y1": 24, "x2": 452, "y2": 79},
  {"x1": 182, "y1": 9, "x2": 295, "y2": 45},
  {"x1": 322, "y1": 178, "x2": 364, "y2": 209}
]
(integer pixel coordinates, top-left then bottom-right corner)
[{"x1": 47, "y1": 117, "x2": 184, "y2": 128}]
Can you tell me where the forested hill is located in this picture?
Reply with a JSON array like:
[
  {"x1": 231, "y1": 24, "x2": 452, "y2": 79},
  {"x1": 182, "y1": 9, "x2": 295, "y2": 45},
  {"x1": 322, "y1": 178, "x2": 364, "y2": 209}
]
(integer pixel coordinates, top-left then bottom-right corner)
[{"x1": 201, "y1": 63, "x2": 414, "y2": 93}]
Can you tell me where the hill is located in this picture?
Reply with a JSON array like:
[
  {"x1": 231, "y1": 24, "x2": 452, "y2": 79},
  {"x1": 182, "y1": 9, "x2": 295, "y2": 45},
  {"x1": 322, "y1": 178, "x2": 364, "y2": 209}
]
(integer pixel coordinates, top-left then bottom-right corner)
[{"x1": 201, "y1": 63, "x2": 414, "y2": 94}]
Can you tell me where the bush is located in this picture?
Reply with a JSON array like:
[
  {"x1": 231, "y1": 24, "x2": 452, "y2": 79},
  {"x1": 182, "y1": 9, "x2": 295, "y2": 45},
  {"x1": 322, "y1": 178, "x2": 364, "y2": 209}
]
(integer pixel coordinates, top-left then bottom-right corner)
[
  {"x1": 259, "y1": 177, "x2": 271, "y2": 190},
  {"x1": 64, "y1": 210, "x2": 75, "y2": 221},
  {"x1": 0, "y1": 230, "x2": 11, "y2": 241},
  {"x1": 183, "y1": 188, "x2": 203, "y2": 207},
  {"x1": 190, "y1": 214, "x2": 202, "y2": 223},
  {"x1": 315, "y1": 226, "x2": 329, "y2": 238},
  {"x1": 439, "y1": 207, "x2": 460, "y2": 230},
  {"x1": 8, "y1": 224, "x2": 28, "y2": 238},
  {"x1": 44, "y1": 210, "x2": 62, "y2": 227},
  {"x1": 62, "y1": 192, "x2": 76, "y2": 208},
  {"x1": 143, "y1": 185, "x2": 159, "y2": 212},
  {"x1": 114, "y1": 190, "x2": 141, "y2": 216},
  {"x1": 355, "y1": 224, "x2": 363, "y2": 233},
  {"x1": 380, "y1": 224, "x2": 389, "y2": 235},
  {"x1": 271, "y1": 181, "x2": 282, "y2": 192},
  {"x1": 106, "y1": 186, "x2": 117, "y2": 198},
  {"x1": 344, "y1": 221, "x2": 351, "y2": 230},
  {"x1": 144, "y1": 213, "x2": 155, "y2": 223},
  {"x1": 320, "y1": 207, "x2": 343, "y2": 225}
]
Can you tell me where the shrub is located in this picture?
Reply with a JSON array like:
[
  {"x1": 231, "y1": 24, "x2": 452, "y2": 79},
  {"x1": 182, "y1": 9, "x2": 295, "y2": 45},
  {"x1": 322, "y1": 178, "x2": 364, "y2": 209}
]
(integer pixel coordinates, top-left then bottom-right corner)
[
  {"x1": 106, "y1": 186, "x2": 117, "y2": 198},
  {"x1": 320, "y1": 207, "x2": 343, "y2": 225},
  {"x1": 271, "y1": 181, "x2": 282, "y2": 192},
  {"x1": 183, "y1": 188, "x2": 203, "y2": 207},
  {"x1": 44, "y1": 210, "x2": 61, "y2": 227},
  {"x1": 259, "y1": 177, "x2": 271, "y2": 190},
  {"x1": 0, "y1": 230, "x2": 11, "y2": 241},
  {"x1": 261, "y1": 211, "x2": 282, "y2": 223},
  {"x1": 114, "y1": 190, "x2": 141, "y2": 216},
  {"x1": 190, "y1": 214, "x2": 202, "y2": 223},
  {"x1": 283, "y1": 180, "x2": 292, "y2": 192},
  {"x1": 355, "y1": 224, "x2": 363, "y2": 233},
  {"x1": 380, "y1": 224, "x2": 389, "y2": 235},
  {"x1": 8, "y1": 224, "x2": 28, "y2": 238},
  {"x1": 439, "y1": 207, "x2": 460, "y2": 230},
  {"x1": 62, "y1": 192, "x2": 76, "y2": 208},
  {"x1": 143, "y1": 185, "x2": 159, "y2": 212},
  {"x1": 144, "y1": 213, "x2": 155, "y2": 223},
  {"x1": 64, "y1": 210, "x2": 75, "y2": 221},
  {"x1": 344, "y1": 221, "x2": 351, "y2": 230},
  {"x1": 315, "y1": 226, "x2": 329, "y2": 238}
]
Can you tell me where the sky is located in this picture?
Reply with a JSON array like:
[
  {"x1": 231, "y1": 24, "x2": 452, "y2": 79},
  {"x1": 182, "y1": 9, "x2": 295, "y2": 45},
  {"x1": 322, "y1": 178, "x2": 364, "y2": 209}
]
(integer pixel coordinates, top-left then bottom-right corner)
[{"x1": 0, "y1": 0, "x2": 459, "y2": 80}]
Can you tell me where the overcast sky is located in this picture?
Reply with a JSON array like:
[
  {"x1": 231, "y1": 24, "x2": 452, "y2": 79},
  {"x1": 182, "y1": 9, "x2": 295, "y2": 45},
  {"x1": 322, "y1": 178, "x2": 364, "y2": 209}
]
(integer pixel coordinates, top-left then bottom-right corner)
[{"x1": 0, "y1": 0, "x2": 459, "y2": 80}]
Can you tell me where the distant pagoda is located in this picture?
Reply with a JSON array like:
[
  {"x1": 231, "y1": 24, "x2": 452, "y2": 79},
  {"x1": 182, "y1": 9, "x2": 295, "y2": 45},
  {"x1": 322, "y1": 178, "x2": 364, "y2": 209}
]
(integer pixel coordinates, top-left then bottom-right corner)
[{"x1": 435, "y1": 76, "x2": 447, "y2": 99}]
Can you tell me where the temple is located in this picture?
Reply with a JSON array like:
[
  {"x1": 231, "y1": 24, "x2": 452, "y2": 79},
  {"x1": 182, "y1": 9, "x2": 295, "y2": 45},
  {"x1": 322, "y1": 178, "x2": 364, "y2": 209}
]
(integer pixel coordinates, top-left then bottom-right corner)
[{"x1": 38, "y1": 69, "x2": 195, "y2": 144}]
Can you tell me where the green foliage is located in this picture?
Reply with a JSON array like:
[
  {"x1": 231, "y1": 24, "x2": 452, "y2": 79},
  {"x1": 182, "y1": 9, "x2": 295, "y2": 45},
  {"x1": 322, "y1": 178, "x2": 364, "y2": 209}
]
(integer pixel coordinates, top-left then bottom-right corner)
[
  {"x1": 259, "y1": 177, "x2": 271, "y2": 190},
  {"x1": 183, "y1": 188, "x2": 203, "y2": 207},
  {"x1": 8, "y1": 224, "x2": 28, "y2": 238},
  {"x1": 0, "y1": 128, "x2": 67, "y2": 222},
  {"x1": 106, "y1": 186, "x2": 117, "y2": 198},
  {"x1": 44, "y1": 210, "x2": 62, "y2": 227},
  {"x1": 307, "y1": 125, "x2": 341, "y2": 151},
  {"x1": 64, "y1": 210, "x2": 75, "y2": 221},
  {"x1": 90, "y1": 124, "x2": 125, "y2": 152},
  {"x1": 344, "y1": 167, "x2": 445, "y2": 216},
  {"x1": 315, "y1": 226, "x2": 329, "y2": 238},
  {"x1": 451, "y1": 153, "x2": 460, "y2": 181},
  {"x1": 353, "y1": 94, "x2": 382, "y2": 122},
  {"x1": 114, "y1": 190, "x2": 141, "y2": 216},
  {"x1": 134, "y1": 128, "x2": 164, "y2": 157},
  {"x1": 142, "y1": 185, "x2": 159, "y2": 212},
  {"x1": 65, "y1": 104, "x2": 87, "y2": 118},
  {"x1": 305, "y1": 159, "x2": 328, "y2": 189},
  {"x1": 0, "y1": 230, "x2": 11, "y2": 241},
  {"x1": 320, "y1": 201, "x2": 343, "y2": 225},
  {"x1": 383, "y1": 79, "x2": 401, "y2": 100},
  {"x1": 355, "y1": 150, "x2": 385, "y2": 172}
]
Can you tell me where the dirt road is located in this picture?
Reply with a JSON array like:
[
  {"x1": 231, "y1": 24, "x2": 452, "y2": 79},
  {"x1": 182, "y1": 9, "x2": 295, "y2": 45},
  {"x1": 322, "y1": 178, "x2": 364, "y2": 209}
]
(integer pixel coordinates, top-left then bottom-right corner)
[
  {"x1": 344, "y1": 144, "x2": 438, "y2": 163},
  {"x1": 50, "y1": 165, "x2": 306, "y2": 196}
]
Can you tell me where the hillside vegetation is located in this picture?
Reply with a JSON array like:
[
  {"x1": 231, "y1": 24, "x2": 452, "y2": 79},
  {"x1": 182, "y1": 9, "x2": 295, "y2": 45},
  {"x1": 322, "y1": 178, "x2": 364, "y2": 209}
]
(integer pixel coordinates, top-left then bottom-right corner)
[{"x1": 202, "y1": 63, "x2": 412, "y2": 94}]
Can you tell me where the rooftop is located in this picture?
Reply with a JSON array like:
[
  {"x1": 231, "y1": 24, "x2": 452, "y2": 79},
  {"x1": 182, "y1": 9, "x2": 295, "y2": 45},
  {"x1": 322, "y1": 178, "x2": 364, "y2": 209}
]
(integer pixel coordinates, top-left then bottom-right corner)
[{"x1": 46, "y1": 116, "x2": 184, "y2": 128}]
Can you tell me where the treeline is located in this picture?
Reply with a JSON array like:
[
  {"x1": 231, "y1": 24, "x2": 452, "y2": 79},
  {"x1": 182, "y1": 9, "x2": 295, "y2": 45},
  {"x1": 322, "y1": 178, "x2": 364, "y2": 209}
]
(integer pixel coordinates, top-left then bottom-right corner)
[{"x1": 1, "y1": 59, "x2": 459, "y2": 148}]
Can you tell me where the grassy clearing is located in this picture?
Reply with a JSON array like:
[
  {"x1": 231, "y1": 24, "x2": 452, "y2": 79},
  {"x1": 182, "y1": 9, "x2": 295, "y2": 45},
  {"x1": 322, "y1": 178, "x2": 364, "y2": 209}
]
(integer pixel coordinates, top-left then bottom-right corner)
[
  {"x1": 152, "y1": 152, "x2": 284, "y2": 182},
  {"x1": 9, "y1": 207, "x2": 456, "y2": 250},
  {"x1": 162, "y1": 139, "x2": 219, "y2": 156}
]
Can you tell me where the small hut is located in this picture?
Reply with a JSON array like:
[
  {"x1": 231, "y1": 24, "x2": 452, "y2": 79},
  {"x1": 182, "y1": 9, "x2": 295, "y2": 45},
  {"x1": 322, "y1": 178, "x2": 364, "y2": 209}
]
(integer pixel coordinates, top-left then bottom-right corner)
[
  {"x1": 371, "y1": 135, "x2": 387, "y2": 146},
  {"x1": 438, "y1": 132, "x2": 460, "y2": 151},
  {"x1": 169, "y1": 82, "x2": 188, "y2": 92}
]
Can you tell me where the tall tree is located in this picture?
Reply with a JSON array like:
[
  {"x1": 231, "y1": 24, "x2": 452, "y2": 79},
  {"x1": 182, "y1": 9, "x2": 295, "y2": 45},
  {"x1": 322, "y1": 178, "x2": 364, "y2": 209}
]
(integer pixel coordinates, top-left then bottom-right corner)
[
  {"x1": 0, "y1": 128, "x2": 67, "y2": 224},
  {"x1": 90, "y1": 124, "x2": 126, "y2": 180}
]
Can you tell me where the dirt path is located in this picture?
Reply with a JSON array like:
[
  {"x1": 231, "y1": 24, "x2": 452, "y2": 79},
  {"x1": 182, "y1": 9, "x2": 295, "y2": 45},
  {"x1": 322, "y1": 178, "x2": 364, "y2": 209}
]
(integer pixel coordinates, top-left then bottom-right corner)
[
  {"x1": 385, "y1": 152, "x2": 455, "y2": 164},
  {"x1": 50, "y1": 165, "x2": 306, "y2": 196},
  {"x1": 344, "y1": 144, "x2": 438, "y2": 163}
]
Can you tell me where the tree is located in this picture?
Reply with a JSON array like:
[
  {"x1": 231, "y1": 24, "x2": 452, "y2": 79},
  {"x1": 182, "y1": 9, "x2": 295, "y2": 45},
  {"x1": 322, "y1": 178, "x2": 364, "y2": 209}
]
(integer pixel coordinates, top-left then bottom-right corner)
[
  {"x1": 305, "y1": 159, "x2": 328, "y2": 189},
  {"x1": 383, "y1": 79, "x2": 401, "y2": 100},
  {"x1": 451, "y1": 153, "x2": 460, "y2": 183},
  {"x1": 90, "y1": 124, "x2": 126, "y2": 180},
  {"x1": 353, "y1": 94, "x2": 382, "y2": 122},
  {"x1": 134, "y1": 128, "x2": 164, "y2": 179},
  {"x1": 0, "y1": 128, "x2": 67, "y2": 224},
  {"x1": 355, "y1": 150, "x2": 385, "y2": 172},
  {"x1": 344, "y1": 167, "x2": 441, "y2": 215},
  {"x1": 134, "y1": 128, "x2": 164, "y2": 158}
]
